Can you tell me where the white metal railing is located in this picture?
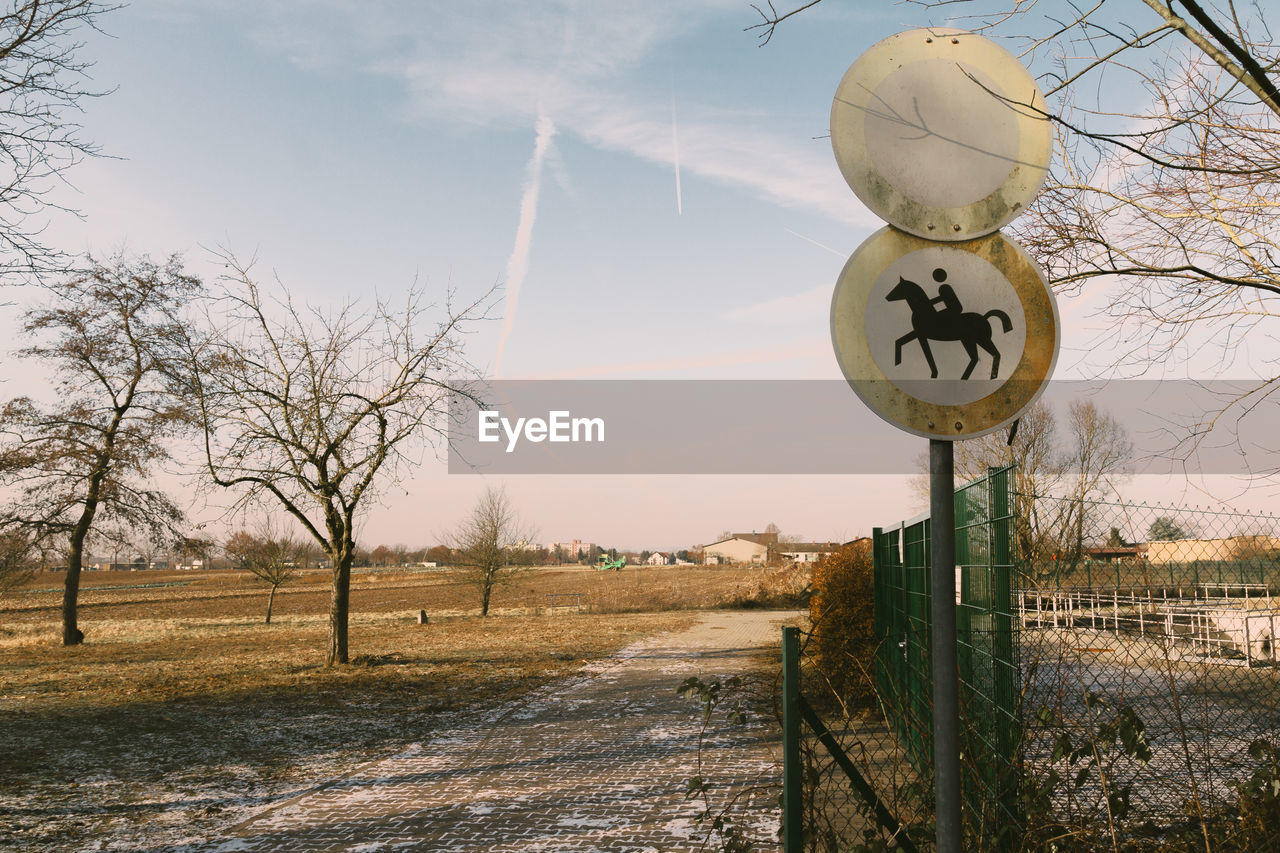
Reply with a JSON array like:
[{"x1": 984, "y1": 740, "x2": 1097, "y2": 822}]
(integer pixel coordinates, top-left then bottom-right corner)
[{"x1": 1017, "y1": 586, "x2": 1279, "y2": 666}]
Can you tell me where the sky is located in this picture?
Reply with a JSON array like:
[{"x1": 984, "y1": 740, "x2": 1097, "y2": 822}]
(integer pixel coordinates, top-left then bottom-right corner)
[{"x1": 3, "y1": 0, "x2": 1279, "y2": 551}]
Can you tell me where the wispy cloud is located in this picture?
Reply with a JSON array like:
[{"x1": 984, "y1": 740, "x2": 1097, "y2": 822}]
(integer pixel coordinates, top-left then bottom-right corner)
[
  {"x1": 495, "y1": 110, "x2": 556, "y2": 376},
  {"x1": 721, "y1": 283, "x2": 832, "y2": 324},
  {"x1": 563, "y1": 92, "x2": 870, "y2": 226},
  {"x1": 249, "y1": 2, "x2": 875, "y2": 227},
  {"x1": 522, "y1": 336, "x2": 832, "y2": 379}
]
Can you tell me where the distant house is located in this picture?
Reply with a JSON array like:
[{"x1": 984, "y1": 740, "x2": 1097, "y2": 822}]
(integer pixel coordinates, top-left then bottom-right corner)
[
  {"x1": 1084, "y1": 545, "x2": 1142, "y2": 563},
  {"x1": 1146, "y1": 535, "x2": 1280, "y2": 565},
  {"x1": 703, "y1": 533, "x2": 774, "y2": 564},
  {"x1": 777, "y1": 541, "x2": 842, "y2": 563},
  {"x1": 646, "y1": 551, "x2": 669, "y2": 566}
]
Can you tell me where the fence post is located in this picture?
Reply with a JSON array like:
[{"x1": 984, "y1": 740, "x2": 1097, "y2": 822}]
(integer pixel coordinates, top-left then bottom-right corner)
[{"x1": 782, "y1": 626, "x2": 803, "y2": 853}]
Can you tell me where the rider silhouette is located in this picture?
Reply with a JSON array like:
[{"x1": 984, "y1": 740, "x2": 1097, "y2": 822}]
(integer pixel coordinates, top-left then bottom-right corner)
[
  {"x1": 885, "y1": 266, "x2": 1013, "y2": 380},
  {"x1": 928, "y1": 268, "x2": 962, "y2": 326}
]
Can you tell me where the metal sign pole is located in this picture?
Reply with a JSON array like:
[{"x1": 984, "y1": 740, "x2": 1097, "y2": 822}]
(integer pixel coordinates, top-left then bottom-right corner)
[
  {"x1": 827, "y1": 29, "x2": 1056, "y2": 853},
  {"x1": 929, "y1": 438, "x2": 961, "y2": 852}
]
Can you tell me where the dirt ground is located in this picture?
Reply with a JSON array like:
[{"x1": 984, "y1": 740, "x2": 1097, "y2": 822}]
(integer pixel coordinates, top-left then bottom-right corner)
[
  {"x1": 0, "y1": 562, "x2": 807, "y2": 851},
  {"x1": 1, "y1": 562, "x2": 797, "y2": 626}
]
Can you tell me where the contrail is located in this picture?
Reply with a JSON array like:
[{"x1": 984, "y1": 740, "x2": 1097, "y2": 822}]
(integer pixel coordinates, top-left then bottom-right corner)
[
  {"x1": 784, "y1": 227, "x2": 845, "y2": 257},
  {"x1": 671, "y1": 91, "x2": 683, "y2": 216},
  {"x1": 495, "y1": 111, "x2": 556, "y2": 376}
]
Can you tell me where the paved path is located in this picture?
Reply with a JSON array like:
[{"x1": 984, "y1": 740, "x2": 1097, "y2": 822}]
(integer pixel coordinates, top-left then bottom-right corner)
[{"x1": 203, "y1": 611, "x2": 793, "y2": 852}]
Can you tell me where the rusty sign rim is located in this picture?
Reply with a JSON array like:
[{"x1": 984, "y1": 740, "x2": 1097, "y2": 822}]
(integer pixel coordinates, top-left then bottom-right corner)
[
  {"x1": 830, "y1": 225, "x2": 1059, "y2": 439},
  {"x1": 830, "y1": 27, "x2": 1052, "y2": 241}
]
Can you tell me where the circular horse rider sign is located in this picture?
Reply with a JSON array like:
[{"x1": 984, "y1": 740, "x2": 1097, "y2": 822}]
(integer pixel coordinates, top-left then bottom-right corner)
[{"x1": 830, "y1": 226, "x2": 1058, "y2": 439}]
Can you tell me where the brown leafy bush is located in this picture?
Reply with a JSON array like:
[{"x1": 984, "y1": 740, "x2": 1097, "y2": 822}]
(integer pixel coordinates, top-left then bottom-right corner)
[
  {"x1": 808, "y1": 541, "x2": 877, "y2": 713},
  {"x1": 721, "y1": 562, "x2": 811, "y2": 609}
]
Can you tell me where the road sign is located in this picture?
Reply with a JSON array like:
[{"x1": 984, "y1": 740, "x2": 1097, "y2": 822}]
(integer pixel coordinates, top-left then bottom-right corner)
[
  {"x1": 830, "y1": 226, "x2": 1058, "y2": 439},
  {"x1": 831, "y1": 28, "x2": 1051, "y2": 241}
]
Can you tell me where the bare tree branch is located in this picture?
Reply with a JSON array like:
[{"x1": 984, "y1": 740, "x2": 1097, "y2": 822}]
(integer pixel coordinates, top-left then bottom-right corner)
[
  {"x1": 0, "y1": 2, "x2": 118, "y2": 282},
  {"x1": 745, "y1": 0, "x2": 824, "y2": 46}
]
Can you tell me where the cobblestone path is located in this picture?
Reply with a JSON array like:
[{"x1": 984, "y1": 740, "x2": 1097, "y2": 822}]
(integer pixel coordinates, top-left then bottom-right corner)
[{"x1": 202, "y1": 610, "x2": 791, "y2": 852}]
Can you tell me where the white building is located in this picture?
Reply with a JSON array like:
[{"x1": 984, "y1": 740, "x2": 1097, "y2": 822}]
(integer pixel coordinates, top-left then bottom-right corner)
[
  {"x1": 548, "y1": 540, "x2": 595, "y2": 559},
  {"x1": 703, "y1": 536, "x2": 770, "y2": 564},
  {"x1": 777, "y1": 542, "x2": 842, "y2": 563}
]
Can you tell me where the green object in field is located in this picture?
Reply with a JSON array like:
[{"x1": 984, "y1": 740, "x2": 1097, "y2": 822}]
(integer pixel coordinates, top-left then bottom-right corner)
[{"x1": 596, "y1": 555, "x2": 626, "y2": 571}]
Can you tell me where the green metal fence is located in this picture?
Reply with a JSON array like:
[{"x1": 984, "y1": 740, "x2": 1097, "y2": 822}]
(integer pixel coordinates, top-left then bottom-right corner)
[
  {"x1": 789, "y1": 473, "x2": 1280, "y2": 851},
  {"x1": 872, "y1": 465, "x2": 1021, "y2": 846},
  {"x1": 780, "y1": 465, "x2": 1020, "y2": 850}
]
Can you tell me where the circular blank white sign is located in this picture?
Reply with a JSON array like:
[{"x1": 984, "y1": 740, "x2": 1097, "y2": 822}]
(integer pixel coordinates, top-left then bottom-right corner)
[{"x1": 831, "y1": 28, "x2": 1051, "y2": 240}]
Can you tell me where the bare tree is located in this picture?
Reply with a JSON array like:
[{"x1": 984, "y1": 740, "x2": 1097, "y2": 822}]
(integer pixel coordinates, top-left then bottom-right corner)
[
  {"x1": 1059, "y1": 400, "x2": 1133, "y2": 559},
  {"x1": 444, "y1": 486, "x2": 537, "y2": 617},
  {"x1": 223, "y1": 529, "x2": 257, "y2": 570},
  {"x1": 176, "y1": 534, "x2": 214, "y2": 570},
  {"x1": 0, "y1": 253, "x2": 197, "y2": 644},
  {"x1": 755, "y1": 1, "x2": 1277, "y2": 118},
  {"x1": 0, "y1": 527, "x2": 36, "y2": 597},
  {"x1": 912, "y1": 399, "x2": 1131, "y2": 575},
  {"x1": 226, "y1": 521, "x2": 301, "y2": 624},
  {"x1": 927, "y1": 3, "x2": 1280, "y2": 415},
  {"x1": 184, "y1": 256, "x2": 488, "y2": 665},
  {"x1": 914, "y1": 401, "x2": 1065, "y2": 565},
  {"x1": 0, "y1": 2, "x2": 116, "y2": 280}
]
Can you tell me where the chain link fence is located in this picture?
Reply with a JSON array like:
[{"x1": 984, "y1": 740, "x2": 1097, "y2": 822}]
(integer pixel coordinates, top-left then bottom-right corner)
[
  {"x1": 791, "y1": 472, "x2": 1280, "y2": 851},
  {"x1": 1017, "y1": 494, "x2": 1280, "y2": 850}
]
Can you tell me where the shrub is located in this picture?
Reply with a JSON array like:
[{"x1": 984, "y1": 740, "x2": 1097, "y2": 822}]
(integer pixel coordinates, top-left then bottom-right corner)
[
  {"x1": 808, "y1": 541, "x2": 878, "y2": 713},
  {"x1": 721, "y1": 562, "x2": 811, "y2": 609}
]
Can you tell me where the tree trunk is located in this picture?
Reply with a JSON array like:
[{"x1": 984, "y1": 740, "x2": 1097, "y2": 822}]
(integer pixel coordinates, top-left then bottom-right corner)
[
  {"x1": 327, "y1": 549, "x2": 352, "y2": 665},
  {"x1": 481, "y1": 571, "x2": 492, "y2": 617},
  {"x1": 62, "y1": 501, "x2": 98, "y2": 646},
  {"x1": 265, "y1": 584, "x2": 277, "y2": 624},
  {"x1": 62, "y1": 536, "x2": 84, "y2": 646}
]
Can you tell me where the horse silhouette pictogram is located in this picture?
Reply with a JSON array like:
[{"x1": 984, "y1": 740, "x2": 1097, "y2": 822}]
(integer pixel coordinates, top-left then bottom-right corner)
[{"x1": 885, "y1": 271, "x2": 1013, "y2": 380}]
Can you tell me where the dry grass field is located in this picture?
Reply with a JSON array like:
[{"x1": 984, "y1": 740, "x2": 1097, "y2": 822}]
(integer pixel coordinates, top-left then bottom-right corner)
[{"x1": 0, "y1": 562, "x2": 807, "y2": 850}]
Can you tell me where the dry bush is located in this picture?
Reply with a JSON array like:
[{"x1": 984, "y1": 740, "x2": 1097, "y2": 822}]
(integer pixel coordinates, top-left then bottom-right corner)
[
  {"x1": 720, "y1": 562, "x2": 811, "y2": 609},
  {"x1": 808, "y1": 541, "x2": 877, "y2": 713}
]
